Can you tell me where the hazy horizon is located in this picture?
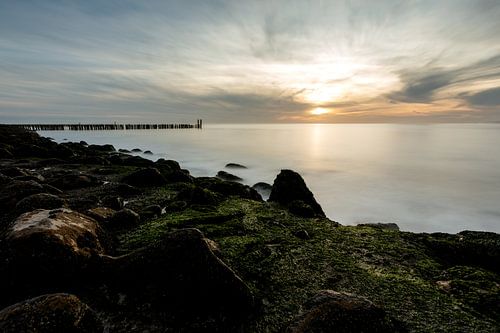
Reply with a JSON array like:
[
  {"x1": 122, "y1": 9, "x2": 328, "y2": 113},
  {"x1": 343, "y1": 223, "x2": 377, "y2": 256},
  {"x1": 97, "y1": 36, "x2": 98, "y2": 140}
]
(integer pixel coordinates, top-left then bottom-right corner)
[{"x1": 1, "y1": 1, "x2": 500, "y2": 123}]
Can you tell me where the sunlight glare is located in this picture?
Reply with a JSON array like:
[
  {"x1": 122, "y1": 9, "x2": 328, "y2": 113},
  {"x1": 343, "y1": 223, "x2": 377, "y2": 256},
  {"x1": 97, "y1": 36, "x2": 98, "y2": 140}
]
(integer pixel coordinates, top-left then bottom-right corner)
[{"x1": 310, "y1": 107, "x2": 329, "y2": 116}]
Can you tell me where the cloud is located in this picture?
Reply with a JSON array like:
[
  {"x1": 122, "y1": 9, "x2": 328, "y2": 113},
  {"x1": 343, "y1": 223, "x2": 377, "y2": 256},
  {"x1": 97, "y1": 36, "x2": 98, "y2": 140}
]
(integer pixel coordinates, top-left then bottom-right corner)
[{"x1": 466, "y1": 87, "x2": 500, "y2": 106}]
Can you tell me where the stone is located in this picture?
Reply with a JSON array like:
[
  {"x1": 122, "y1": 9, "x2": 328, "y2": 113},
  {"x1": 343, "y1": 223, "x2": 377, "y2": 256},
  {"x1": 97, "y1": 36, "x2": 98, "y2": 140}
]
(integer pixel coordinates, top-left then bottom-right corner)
[
  {"x1": 86, "y1": 207, "x2": 116, "y2": 223},
  {"x1": 131, "y1": 148, "x2": 142, "y2": 152},
  {"x1": 101, "y1": 196, "x2": 124, "y2": 210},
  {"x1": 216, "y1": 171, "x2": 243, "y2": 182},
  {"x1": 108, "y1": 208, "x2": 140, "y2": 229},
  {"x1": 15, "y1": 193, "x2": 66, "y2": 214},
  {"x1": 122, "y1": 168, "x2": 167, "y2": 187},
  {"x1": 104, "y1": 229, "x2": 254, "y2": 318},
  {"x1": 269, "y1": 170, "x2": 325, "y2": 217},
  {"x1": 4, "y1": 208, "x2": 106, "y2": 288},
  {"x1": 49, "y1": 174, "x2": 99, "y2": 190},
  {"x1": 0, "y1": 167, "x2": 29, "y2": 178},
  {"x1": 225, "y1": 163, "x2": 247, "y2": 169},
  {"x1": 118, "y1": 148, "x2": 131, "y2": 153},
  {"x1": 288, "y1": 290, "x2": 406, "y2": 333},
  {"x1": 88, "y1": 144, "x2": 115, "y2": 152},
  {"x1": 196, "y1": 177, "x2": 262, "y2": 201},
  {"x1": 177, "y1": 186, "x2": 219, "y2": 206},
  {"x1": 0, "y1": 293, "x2": 103, "y2": 333},
  {"x1": 143, "y1": 150, "x2": 153, "y2": 155},
  {"x1": 288, "y1": 200, "x2": 316, "y2": 218},
  {"x1": 0, "y1": 180, "x2": 45, "y2": 210},
  {"x1": 0, "y1": 173, "x2": 12, "y2": 185},
  {"x1": 139, "y1": 204, "x2": 163, "y2": 219}
]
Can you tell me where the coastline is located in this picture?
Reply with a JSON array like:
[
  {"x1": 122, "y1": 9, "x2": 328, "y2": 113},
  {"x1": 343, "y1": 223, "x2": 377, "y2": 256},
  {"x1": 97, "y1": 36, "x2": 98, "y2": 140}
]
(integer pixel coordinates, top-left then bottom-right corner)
[{"x1": 0, "y1": 125, "x2": 498, "y2": 332}]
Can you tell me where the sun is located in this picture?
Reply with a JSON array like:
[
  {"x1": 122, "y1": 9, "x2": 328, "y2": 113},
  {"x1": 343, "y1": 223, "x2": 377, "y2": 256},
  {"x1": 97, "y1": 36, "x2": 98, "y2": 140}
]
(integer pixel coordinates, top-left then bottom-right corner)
[{"x1": 310, "y1": 107, "x2": 329, "y2": 116}]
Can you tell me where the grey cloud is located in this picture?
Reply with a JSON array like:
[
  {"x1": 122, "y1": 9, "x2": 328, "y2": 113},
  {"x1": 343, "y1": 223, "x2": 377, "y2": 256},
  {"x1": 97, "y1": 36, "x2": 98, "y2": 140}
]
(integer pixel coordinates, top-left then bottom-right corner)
[{"x1": 466, "y1": 87, "x2": 500, "y2": 107}]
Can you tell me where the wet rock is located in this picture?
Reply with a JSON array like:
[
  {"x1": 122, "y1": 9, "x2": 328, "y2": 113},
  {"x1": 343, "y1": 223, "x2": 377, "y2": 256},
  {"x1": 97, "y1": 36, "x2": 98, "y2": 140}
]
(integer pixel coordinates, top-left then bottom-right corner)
[
  {"x1": 118, "y1": 148, "x2": 131, "y2": 153},
  {"x1": 225, "y1": 163, "x2": 247, "y2": 169},
  {"x1": 0, "y1": 167, "x2": 29, "y2": 178},
  {"x1": 86, "y1": 207, "x2": 116, "y2": 223},
  {"x1": 269, "y1": 170, "x2": 325, "y2": 217},
  {"x1": 88, "y1": 144, "x2": 115, "y2": 152},
  {"x1": 102, "y1": 196, "x2": 124, "y2": 211},
  {"x1": 108, "y1": 154, "x2": 153, "y2": 167},
  {"x1": 105, "y1": 228, "x2": 254, "y2": 317},
  {"x1": 156, "y1": 159, "x2": 181, "y2": 170},
  {"x1": 108, "y1": 208, "x2": 140, "y2": 229},
  {"x1": 4, "y1": 208, "x2": 106, "y2": 290},
  {"x1": 122, "y1": 168, "x2": 167, "y2": 187},
  {"x1": 139, "y1": 204, "x2": 163, "y2": 220},
  {"x1": 288, "y1": 200, "x2": 316, "y2": 218},
  {"x1": 14, "y1": 174, "x2": 45, "y2": 183},
  {"x1": 41, "y1": 184, "x2": 63, "y2": 195},
  {"x1": 0, "y1": 173, "x2": 12, "y2": 185},
  {"x1": 294, "y1": 230, "x2": 311, "y2": 240},
  {"x1": 49, "y1": 173, "x2": 99, "y2": 190},
  {"x1": 216, "y1": 171, "x2": 243, "y2": 182},
  {"x1": 164, "y1": 200, "x2": 188, "y2": 212},
  {"x1": 0, "y1": 293, "x2": 103, "y2": 333},
  {"x1": 358, "y1": 222, "x2": 400, "y2": 230},
  {"x1": 143, "y1": 150, "x2": 153, "y2": 155},
  {"x1": 15, "y1": 193, "x2": 66, "y2": 214},
  {"x1": 0, "y1": 147, "x2": 13, "y2": 158},
  {"x1": 252, "y1": 182, "x2": 272, "y2": 195},
  {"x1": 103, "y1": 182, "x2": 142, "y2": 197},
  {"x1": 79, "y1": 140, "x2": 88, "y2": 146},
  {"x1": 196, "y1": 177, "x2": 262, "y2": 201},
  {"x1": 0, "y1": 180, "x2": 45, "y2": 210},
  {"x1": 177, "y1": 186, "x2": 219, "y2": 206},
  {"x1": 288, "y1": 290, "x2": 406, "y2": 333}
]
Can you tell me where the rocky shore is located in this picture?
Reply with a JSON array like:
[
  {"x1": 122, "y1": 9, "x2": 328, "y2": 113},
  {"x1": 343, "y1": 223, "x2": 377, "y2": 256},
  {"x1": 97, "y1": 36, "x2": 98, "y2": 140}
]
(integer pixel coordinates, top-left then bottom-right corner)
[{"x1": 0, "y1": 125, "x2": 498, "y2": 332}]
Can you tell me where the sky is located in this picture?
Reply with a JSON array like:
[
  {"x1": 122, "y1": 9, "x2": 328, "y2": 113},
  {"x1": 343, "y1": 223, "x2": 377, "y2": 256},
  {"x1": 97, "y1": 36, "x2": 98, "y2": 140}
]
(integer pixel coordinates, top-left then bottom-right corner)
[{"x1": 1, "y1": 0, "x2": 500, "y2": 123}]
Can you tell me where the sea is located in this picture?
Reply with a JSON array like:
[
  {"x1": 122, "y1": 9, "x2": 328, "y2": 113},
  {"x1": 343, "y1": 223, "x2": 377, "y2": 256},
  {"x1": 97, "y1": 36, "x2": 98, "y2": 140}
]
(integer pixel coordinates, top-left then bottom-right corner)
[{"x1": 40, "y1": 123, "x2": 500, "y2": 234}]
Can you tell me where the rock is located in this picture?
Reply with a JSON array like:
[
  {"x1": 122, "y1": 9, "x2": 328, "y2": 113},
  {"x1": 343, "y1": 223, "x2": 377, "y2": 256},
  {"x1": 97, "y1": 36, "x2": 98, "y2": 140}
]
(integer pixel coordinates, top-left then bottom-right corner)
[
  {"x1": 0, "y1": 293, "x2": 103, "y2": 333},
  {"x1": 4, "y1": 208, "x2": 106, "y2": 288},
  {"x1": 0, "y1": 147, "x2": 13, "y2": 158},
  {"x1": 104, "y1": 228, "x2": 254, "y2": 317},
  {"x1": 108, "y1": 208, "x2": 140, "y2": 229},
  {"x1": 156, "y1": 159, "x2": 181, "y2": 170},
  {"x1": 294, "y1": 230, "x2": 311, "y2": 240},
  {"x1": 131, "y1": 148, "x2": 142, "y2": 152},
  {"x1": 122, "y1": 168, "x2": 167, "y2": 187},
  {"x1": 225, "y1": 163, "x2": 247, "y2": 169},
  {"x1": 164, "y1": 170, "x2": 193, "y2": 183},
  {"x1": 102, "y1": 182, "x2": 142, "y2": 197},
  {"x1": 139, "y1": 205, "x2": 163, "y2": 219},
  {"x1": 269, "y1": 170, "x2": 325, "y2": 217},
  {"x1": 15, "y1": 193, "x2": 66, "y2": 214},
  {"x1": 108, "y1": 154, "x2": 153, "y2": 167},
  {"x1": 49, "y1": 173, "x2": 99, "y2": 190},
  {"x1": 216, "y1": 171, "x2": 243, "y2": 182},
  {"x1": 101, "y1": 196, "x2": 124, "y2": 210},
  {"x1": 288, "y1": 290, "x2": 405, "y2": 333},
  {"x1": 79, "y1": 140, "x2": 88, "y2": 146},
  {"x1": 288, "y1": 200, "x2": 316, "y2": 218},
  {"x1": 88, "y1": 144, "x2": 115, "y2": 152},
  {"x1": 0, "y1": 173, "x2": 12, "y2": 185},
  {"x1": 0, "y1": 180, "x2": 45, "y2": 210},
  {"x1": 252, "y1": 182, "x2": 272, "y2": 194},
  {"x1": 358, "y1": 223, "x2": 400, "y2": 230},
  {"x1": 196, "y1": 177, "x2": 262, "y2": 201},
  {"x1": 143, "y1": 150, "x2": 153, "y2": 155},
  {"x1": 86, "y1": 207, "x2": 116, "y2": 223},
  {"x1": 0, "y1": 167, "x2": 29, "y2": 178},
  {"x1": 177, "y1": 186, "x2": 219, "y2": 206},
  {"x1": 42, "y1": 184, "x2": 64, "y2": 195},
  {"x1": 118, "y1": 148, "x2": 131, "y2": 153},
  {"x1": 14, "y1": 174, "x2": 45, "y2": 183}
]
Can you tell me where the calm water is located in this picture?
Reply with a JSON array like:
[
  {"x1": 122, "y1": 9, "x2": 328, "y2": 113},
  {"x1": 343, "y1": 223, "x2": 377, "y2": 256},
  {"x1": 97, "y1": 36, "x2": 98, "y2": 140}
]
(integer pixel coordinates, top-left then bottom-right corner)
[{"x1": 41, "y1": 123, "x2": 500, "y2": 233}]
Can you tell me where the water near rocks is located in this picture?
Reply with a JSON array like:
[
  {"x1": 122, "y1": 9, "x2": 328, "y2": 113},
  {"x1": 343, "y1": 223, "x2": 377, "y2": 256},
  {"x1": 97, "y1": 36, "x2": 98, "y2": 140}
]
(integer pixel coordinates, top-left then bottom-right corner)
[{"x1": 41, "y1": 123, "x2": 500, "y2": 233}]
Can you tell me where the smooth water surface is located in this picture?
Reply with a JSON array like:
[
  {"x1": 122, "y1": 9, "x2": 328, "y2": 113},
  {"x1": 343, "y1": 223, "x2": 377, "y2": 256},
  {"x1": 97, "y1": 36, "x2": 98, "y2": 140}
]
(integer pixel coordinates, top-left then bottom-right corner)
[{"x1": 41, "y1": 123, "x2": 500, "y2": 233}]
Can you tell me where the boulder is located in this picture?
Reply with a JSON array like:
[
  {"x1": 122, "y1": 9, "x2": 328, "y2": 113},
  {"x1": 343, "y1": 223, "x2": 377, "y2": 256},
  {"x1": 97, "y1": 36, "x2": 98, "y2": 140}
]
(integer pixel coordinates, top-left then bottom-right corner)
[
  {"x1": 49, "y1": 174, "x2": 99, "y2": 190},
  {"x1": 288, "y1": 200, "x2": 316, "y2": 218},
  {"x1": 216, "y1": 171, "x2": 243, "y2": 182},
  {"x1": 0, "y1": 167, "x2": 29, "y2": 178},
  {"x1": 88, "y1": 144, "x2": 115, "y2": 152},
  {"x1": 101, "y1": 196, "x2": 124, "y2": 211},
  {"x1": 4, "y1": 208, "x2": 106, "y2": 288},
  {"x1": 177, "y1": 186, "x2": 219, "y2": 206},
  {"x1": 143, "y1": 150, "x2": 153, "y2": 155},
  {"x1": 0, "y1": 147, "x2": 13, "y2": 158},
  {"x1": 122, "y1": 168, "x2": 167, "y2": 187},
  {"x1": 79, "y1": 140, "x2": 88, "y2": 146},
  {"x1": 108, "y1": 208, "x2": 140, "y2": 229},
  {"x1": 196, "y1": 177, "x2": 262, "y2": 201},
  {"x1": 156, "y1": 159, "x2": 181, "y2": 170},
  {"x1": 288, "y1": 290, "x2": 405, "y2": 333},
  {"x1": 139, "y1": 205, "x2": 163, "y2": 220},
  {"x1": 15, "y1": 193, "x2": 66, "y2": 214},
  {"x1": 0, "y1": 293, "x2": 103, "y2": 333},
  {"x1": 0, "y1": 173, "x2": 12, "y2": 185},
  {"x1": 131, "y1": 148, "x2": 142, "y2": 152},
  {"x1": 86, "y1": 207, "x2": 116, "y2": 223},
  {"x1": 269, "y1": 170, "x2": 325, "y2": 217},
  {"x1": 104, "y1": 228, "x2": 254, "y2": 318},
  {"x1": 0, "y1": 180, "x2": 45, "y2": 210},
  {"x1": 225, "y1": 163, "x2": 247, "y2": 169},
  {"x1": 118, "y1": 148, "x2": 131, "y2": 153},
  {"x1": 252, "y1": 182, "x2": 272, "y2": 197}
]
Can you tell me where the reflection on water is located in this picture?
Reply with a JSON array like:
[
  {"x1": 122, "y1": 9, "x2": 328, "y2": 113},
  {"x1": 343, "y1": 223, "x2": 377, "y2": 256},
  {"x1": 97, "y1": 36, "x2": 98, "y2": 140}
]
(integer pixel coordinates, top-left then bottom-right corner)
[{"x1": 42, "y1": 123, "x2": 500, "y2": 233}]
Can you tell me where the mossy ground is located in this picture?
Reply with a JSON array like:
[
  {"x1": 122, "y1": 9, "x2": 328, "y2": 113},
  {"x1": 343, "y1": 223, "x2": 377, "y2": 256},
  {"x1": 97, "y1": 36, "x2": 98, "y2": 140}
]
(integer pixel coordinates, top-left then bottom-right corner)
[{"x1": 119, "y1": 194, "x2": 500, "y2": 332}]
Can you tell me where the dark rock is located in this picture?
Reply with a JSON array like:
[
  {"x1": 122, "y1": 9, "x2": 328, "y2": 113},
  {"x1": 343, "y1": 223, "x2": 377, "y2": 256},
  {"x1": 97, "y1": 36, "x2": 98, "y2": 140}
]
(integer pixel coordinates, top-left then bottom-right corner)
[
  {"x1": 104, "y1": 228, "x2": 254, "y2": 317},
  {"x1": 103, "y1": 182, "x2": 142, "y2": 197},
  {"x1": 49, "y1": 173, "x2": 99, "y2": 190},
  {"x1": 0, "y1": 167, "x2": 29, "y2": 178},
  {"x1": 54, "y1": 144, "x2": 75, "y2": 158},
  {"x1": 164, "y1": 200, "x2": 188, "y2": 212},
  {"x1": 122, "y1": 168, "x2": 167, "y2": 187},
  {"x1": 156, "y1": 159, "x2": 181, "y2": 170},
  {"x1": 164, "y1": 170, "x2": 193, "y2": 183},
  {"x1": 0, "y1": 173, "x2": 12, "y2": 185},
  {"x1": 0, "y1": 293, "x2": 103, "y2": 333},
  {"x1": 15, "y1": 193, "x2": 66, "y2": 214},
  {"x1": 269, "y1": 170, "x2": 325, "y2": 217},
  {"x1": 288, "y1": 200, "x2": 316, "y2": 218},
  {"x1": 108, "y1": 154, "x2": 154, "y2": 167},
  {"x1": 225, "y1": 163, "x2": 247, "y2": 169},
  {"x1": 196, "y1": 177, "x2": 262, "y2": 201},
  {"x1": 143, "y1": 150, "x2": 153, "y2": 155},
  {"x1": 101, "y1": 196, "x2": 124, "y2": 211},
  {"x1": 108, "y1": 208, "x2": 140, "y2": 229},
  {"x1": 14, "y1": 174, "x2": 45, "y2": 183},
  {"x1": 41, "y1": 184, "x2": 63, "y2": 195},
  {"x1": 139, "y1": 204, "x2": 163, "y2": 220},
  {"x1": 35, "y1": 158, "x2": 67, "y2": 167},
  {"x1": 252, "y1": 182, "x2": 272, "y2": 193},
  {"x1": 4, "y1": 208, "x2": 106, "y2": 289},
  {"x1": 0, "y1": 180, "x2": 45, "y2": 210},
  {"x1": 86, "y1": 207, "x2": 116, "y2": 223},
  {"x1": 294, "y1": 230, "x2": 311, "y2": 240},
  {"x1": 79, "y1": 140, "x2": 88, "y2": 146},
  {"x1": 0, "y1": 147, "x2": 13, "y2": 158},
  {"x1": 358, "y1": 223, "x2": 400, "y2": 230},
  {"x1": 131, "y1": 148, "x2": 142, "y2": 152},
  {"x1": 177, "y1": 186, "x2": 219, "y2": 206},
  {"x1": 118, "y1": 148, "x2": 131, "y2": 153},
  {"x1": 216, "y1": 171, "x2": 243, "y2": 182},
  {"x1": 288, "y1": 290, "x2": 406, "y2": 333},
  {"x1": 88, "y1": 144, "x2": 115, "y2": 152}
]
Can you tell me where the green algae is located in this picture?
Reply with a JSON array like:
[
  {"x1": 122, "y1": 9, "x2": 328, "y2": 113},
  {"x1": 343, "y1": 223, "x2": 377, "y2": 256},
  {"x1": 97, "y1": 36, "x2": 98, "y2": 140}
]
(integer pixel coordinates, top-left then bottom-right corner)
[{"x1": 118, "y1": 196, "x2": 500, "y2": 332}]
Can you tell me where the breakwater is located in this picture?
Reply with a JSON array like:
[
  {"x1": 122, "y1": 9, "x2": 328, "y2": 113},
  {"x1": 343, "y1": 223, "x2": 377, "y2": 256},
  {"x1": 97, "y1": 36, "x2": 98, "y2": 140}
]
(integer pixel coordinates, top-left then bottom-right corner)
[{"x1": 8, "y1": 119, "x2": 203, "y2": 131}]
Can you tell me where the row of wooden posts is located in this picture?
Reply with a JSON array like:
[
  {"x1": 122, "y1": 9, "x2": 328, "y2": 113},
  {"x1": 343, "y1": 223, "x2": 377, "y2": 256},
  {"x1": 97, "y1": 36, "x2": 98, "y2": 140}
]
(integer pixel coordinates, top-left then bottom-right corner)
[{"x1": 11, "y1": 120, "x2": 203, "y2": 131}]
